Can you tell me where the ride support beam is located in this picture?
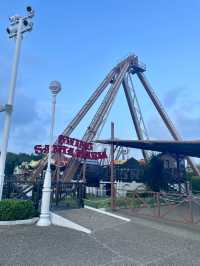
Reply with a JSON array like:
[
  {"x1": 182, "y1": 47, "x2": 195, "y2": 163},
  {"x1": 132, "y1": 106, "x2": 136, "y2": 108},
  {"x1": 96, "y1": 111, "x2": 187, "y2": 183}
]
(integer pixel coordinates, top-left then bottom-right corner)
[
  {"x1": 62, "y1": 70, "x2": 115, "y2": 137},
  {"x1": 31, "y1": 65, "x2": 115, "y2": 180},
  {"x1": 137, "y1": 72, "x2": 200, "y2": 176},
  {"x1": 62, "y1": 55, "x2": 136, "y2": 139},
  {"x1": 83, "y1": 62, "x2": 130, "y2": 142},
  {"x1": 122, "y1": 75, "x2": 148, "y2": 161},
  {"x1": 63, "y1": 61, "x2": 130, "y2": 181},
  {"x1": 32, "y1": 55, "x2": 139, "y2": 181}
]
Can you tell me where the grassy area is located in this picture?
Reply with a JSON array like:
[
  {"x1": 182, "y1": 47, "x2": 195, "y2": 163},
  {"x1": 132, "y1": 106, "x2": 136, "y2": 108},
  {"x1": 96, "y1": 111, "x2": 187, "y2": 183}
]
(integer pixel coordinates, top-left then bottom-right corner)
[
  {"x1": 85, "y1": 195, "x2": 149, "y2": 209},
  {"x1": 53, "y1": 194, "x2": 163, "y2": 210},
  {"x1": 64, "y1": 197, "x2": 80, "y2": 208},
  {"x1": 52, "y1": 196, "x2": 80, "y2": 209},
  {"x1": 85, "y1": 196, "x2": 110, "y2": 209}
]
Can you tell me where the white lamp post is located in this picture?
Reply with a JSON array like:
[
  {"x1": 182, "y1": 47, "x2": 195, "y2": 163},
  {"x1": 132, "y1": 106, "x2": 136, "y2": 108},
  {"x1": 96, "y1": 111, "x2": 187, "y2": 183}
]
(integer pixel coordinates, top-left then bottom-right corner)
[
  {"x1": 0, "y1": 7, "x2": 34, "y2": 200},
  {"x1": 37, "y1": 81, "x2": 61, "y2": 226}
]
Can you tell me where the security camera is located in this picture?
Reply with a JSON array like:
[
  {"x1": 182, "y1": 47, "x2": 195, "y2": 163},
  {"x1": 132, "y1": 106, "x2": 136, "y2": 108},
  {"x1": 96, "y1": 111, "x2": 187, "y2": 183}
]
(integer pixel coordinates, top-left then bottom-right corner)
[
  {"x1": 7, "y1": 6, "x2": 34, "y2": 39},
  {"x1": 6, "y1": 27, "x2": 11, "y2": 34},
  {"x1": 9, "y1": 15, "x2": 20, "y2": 24},
  {"x1": 27, "y1": 6, "x2": 32, "y2": 12},
  {"x1": 26, "y1": 6, "x2": 34, "y2": 17},
  {"x1": 23, "y1": 19, "x2": 28, "y2": 26},
  {"x1": 9, "y1": 16, "x2": 15, "y2": 22},
  {"x1": 6, "y1": 24, "x2": 18, "y2": 36}
]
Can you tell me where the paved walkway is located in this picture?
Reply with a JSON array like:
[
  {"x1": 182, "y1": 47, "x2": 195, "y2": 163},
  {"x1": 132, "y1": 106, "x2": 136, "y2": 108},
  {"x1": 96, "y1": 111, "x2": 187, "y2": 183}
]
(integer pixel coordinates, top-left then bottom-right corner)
[{"x1": 1, "y1": 208, "x2": 200, "y2": 265}]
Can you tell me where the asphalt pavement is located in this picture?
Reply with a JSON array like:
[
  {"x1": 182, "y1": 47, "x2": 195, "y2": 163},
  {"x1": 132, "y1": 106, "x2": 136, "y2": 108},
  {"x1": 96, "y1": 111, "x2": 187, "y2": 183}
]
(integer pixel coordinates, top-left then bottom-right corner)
[{"x1": 1, "y1": 208, "x2": 200, "y2": 266}]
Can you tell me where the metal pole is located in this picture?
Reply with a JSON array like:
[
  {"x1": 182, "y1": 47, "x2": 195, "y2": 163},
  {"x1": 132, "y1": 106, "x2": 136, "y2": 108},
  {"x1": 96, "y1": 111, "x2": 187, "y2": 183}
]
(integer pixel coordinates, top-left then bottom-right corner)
[
  {"x1": 157, "y1": 192, "x2": 160, "y2": 218},
  {"x1": 176, "y1": 154, "x2": 181, "y2": 193},
  {"x1": 110, "y1": 122, "x2": 115, "y2": 210},
  {"x1": 188, "y1": 185, "x2": 193, "y2": 223},
  {"x1": 0, "y1": 19, "x2": 23, "y2": 200},
  {"x1": 55, "y1": 154, "x2": 61, "y2": 206},
  {"x1": 82, "y1": 159, "x2": 86, "y2": 183},
  {"x1": 37, "y1": 81, "x2": 61, "y2": 226}
]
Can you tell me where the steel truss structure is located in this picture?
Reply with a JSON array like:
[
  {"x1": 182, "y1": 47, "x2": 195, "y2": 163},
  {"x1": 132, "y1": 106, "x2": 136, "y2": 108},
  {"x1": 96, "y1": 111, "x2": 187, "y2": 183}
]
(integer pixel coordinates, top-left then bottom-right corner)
[{"x1": 32, "y1": 54, "x2": 200, "y2": 181}]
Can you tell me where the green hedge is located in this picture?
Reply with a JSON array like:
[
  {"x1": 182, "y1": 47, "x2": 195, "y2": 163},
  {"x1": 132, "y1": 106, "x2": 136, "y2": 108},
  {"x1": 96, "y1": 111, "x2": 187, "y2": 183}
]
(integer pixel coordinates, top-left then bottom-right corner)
[{"x1": 0, "y1": 199, "x2": 38, "y2": 221}]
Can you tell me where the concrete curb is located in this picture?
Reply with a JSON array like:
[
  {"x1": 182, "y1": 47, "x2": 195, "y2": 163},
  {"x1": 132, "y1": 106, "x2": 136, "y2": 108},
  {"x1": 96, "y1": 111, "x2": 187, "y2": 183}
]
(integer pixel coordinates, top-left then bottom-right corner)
[
  {"x1": 50, "y1": 212, "x2": 91, "y2": 234},
  {"x1": 0, "y1": 217, "x2": 39, "y2": 225},
  {"x1": 85, "y1": 205, "x2": 131, "y2": 222}
]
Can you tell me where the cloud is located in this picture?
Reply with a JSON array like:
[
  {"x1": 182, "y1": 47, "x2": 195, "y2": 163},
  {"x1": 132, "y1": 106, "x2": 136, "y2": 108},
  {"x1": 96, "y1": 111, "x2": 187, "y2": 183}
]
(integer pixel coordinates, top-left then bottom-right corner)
[
  {"x1": 147, "y1": 86, "x2": 200, "y2": 141},
  {"x1": 147, "y1": 116, "x2": 172, "y2": 140},
  {"x1": 175, "y1": 113, "x2": 200, "y2": 140},
  {"x1": 13, "y1": 92, "x2": 40, "y2": 126},
  {"x1": 8, "y1": 120, "x2": 48, "y2": 153},
  {"x1": 0, "y1": 89, "x2": 50, "y2": 154},
  {"x1": 163, "y1": 87, "x2": 186, "y2": 109}
]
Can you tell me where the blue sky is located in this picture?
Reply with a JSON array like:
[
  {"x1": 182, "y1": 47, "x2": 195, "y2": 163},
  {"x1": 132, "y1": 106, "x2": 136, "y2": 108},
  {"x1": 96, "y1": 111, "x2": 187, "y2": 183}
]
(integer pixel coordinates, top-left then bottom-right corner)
[{"x1": 1, "y1": 0, "x2": 200, "y2": 160}]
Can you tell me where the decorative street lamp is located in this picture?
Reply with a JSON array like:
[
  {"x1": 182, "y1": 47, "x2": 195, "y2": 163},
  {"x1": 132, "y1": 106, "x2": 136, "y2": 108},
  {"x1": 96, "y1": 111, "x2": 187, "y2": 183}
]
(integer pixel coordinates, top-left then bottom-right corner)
[
  {"x1": 37, "y1": 81, "x2": 62, "y2": 226},
  {"x1": 0, "y1": 7, "x2": 34, "y2": 200}
]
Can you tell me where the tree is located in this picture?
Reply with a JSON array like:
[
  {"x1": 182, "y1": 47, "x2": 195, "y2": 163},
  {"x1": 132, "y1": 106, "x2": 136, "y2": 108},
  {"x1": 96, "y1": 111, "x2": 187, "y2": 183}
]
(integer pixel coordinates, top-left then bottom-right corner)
[
  {"x1": 5, "y1": 152, "x2": 19, "y2": 176},
  {"x1": 5, "y1": 152, "x2": 43, "y2": 178},
  {"x1": 142, "y1": 155, "x2": 167, "y2": 192}
]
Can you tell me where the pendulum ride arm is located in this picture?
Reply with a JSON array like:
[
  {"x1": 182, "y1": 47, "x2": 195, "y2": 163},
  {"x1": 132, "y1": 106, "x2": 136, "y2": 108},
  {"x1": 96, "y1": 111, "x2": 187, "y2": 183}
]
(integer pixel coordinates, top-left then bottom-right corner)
[
  {"x1": 31, "y1": 56, "x2": 135, "y2": 180},
  {"x1": 31, "y1": 65, "x2": 116, "y2": 180},
  {"x1": 122, "y1": 75, "x2": 149, "y2": 161},
  {"x1": 137, "y1": 72, "x2": 200, "y2": 176},
  {"x1": 61, "y1": 71, "x2": 115, "y2": 137},
  {"x1": 63, "y1": 61, "x2": 130, "y2": 181},
  {"x1": 84, "y1": 63, "x2": 129, "y2": 141}
]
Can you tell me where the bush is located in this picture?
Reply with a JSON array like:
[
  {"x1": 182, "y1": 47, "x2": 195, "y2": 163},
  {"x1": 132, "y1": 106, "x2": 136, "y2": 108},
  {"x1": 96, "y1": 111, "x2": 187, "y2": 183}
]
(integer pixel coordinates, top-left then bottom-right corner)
[{"x1": 0, "y1": 199, "x2": 38, "y2": 221}]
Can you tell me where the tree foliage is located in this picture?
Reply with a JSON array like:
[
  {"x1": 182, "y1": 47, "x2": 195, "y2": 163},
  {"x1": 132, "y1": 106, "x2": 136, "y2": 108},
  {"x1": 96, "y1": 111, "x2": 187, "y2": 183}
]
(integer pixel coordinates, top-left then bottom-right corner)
[
  {"x1": 5, "y1": 152, "x2": 43, "y2": 177},
  {"x1": 142, "y1": 155, "x2": 168, "y2": 192}
]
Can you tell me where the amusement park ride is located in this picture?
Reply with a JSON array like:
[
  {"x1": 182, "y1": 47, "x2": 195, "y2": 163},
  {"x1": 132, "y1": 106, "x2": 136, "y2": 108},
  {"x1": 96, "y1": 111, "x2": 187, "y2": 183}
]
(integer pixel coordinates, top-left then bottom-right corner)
[{"x1": 32, "y1": 54, "x2": 200, "y2": 180}]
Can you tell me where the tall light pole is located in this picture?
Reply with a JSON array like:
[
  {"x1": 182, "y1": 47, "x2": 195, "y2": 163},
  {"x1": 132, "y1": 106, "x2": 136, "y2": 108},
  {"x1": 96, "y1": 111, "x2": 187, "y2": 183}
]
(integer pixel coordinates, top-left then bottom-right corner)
[
  {"x1": 37, "y1": 81, "x2": 62, "y2": 226},
  {"x1": 0, "y1": 7, "x2": 34, "y2": 200}
]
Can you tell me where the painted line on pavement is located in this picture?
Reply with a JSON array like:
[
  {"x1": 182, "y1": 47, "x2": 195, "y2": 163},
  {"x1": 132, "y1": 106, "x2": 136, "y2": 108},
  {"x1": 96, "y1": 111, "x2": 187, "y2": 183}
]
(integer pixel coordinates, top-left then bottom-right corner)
[
  {"x1": 50, "y1": 212, "x2": 91, "y2": 234},
  {"x1": 85, "y1": 205, "x2": 131, "y2": 222}
]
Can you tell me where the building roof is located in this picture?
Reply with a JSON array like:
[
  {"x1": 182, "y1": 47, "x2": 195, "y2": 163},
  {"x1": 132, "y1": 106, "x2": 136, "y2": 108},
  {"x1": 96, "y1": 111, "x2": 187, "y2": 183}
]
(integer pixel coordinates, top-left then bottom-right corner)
[{"x1": 95, "y1": 139, "x2": 200, "y2": 158}]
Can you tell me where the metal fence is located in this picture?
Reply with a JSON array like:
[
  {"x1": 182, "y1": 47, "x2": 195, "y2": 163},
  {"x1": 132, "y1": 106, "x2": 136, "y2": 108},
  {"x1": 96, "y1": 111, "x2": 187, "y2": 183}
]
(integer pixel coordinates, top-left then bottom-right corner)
[
  {"x1": 85, "y1": 182, "x2": 200, "y2": 225},
  {"x1": 3, "y1": 179, "x2": 86, "y2": 210},
  {"x1": 52, "y1": 181, "x2": 85, "y2": 208},
  {"x1": 114, "y1": 188, "x2": 200, "y2": 224},
  {"x1": 3, "y1": 180, "x2": 42, "y2": 209},
  {"x1": 4, "y1": 179, "x2": 200, "y2": 225}
]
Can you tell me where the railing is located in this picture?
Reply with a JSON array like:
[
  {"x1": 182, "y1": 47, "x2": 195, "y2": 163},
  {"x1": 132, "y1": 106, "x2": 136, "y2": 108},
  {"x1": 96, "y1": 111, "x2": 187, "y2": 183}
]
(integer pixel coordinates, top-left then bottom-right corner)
[
  {"x1": 3, "y1": 179, "x2": 43, "y2": 209},
  {"x1": 84, "y1": 183, "x2": 111, "y2": 209},
  {"x1": 52, "y1": 181, "x2": 85, "y2": 208},
  {"x1": 114, "y1": 188, "x2": 200, "y2": 224},
  {"x1": 3, "y1": 179, "x2": 86, "y2": 210},
  {"x1": 84, "y1": 182, "x2": 200, "y2": 224}
]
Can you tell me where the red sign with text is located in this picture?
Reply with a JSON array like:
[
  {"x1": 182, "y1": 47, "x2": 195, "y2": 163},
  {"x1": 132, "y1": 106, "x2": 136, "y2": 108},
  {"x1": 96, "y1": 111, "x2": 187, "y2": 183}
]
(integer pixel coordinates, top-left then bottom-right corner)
[{"x1": 34, "y1": 135, "x2": 107, "y2": 160}]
